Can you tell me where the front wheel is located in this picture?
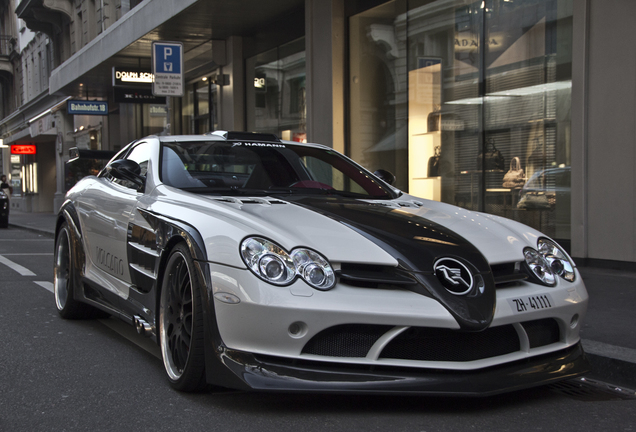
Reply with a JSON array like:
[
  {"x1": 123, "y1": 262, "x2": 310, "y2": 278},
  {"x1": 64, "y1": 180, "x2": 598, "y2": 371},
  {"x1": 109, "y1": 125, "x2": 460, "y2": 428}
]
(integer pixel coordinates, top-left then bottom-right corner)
[{"x1": 159, "y1": 243, "x2": 207, "y2": 391}]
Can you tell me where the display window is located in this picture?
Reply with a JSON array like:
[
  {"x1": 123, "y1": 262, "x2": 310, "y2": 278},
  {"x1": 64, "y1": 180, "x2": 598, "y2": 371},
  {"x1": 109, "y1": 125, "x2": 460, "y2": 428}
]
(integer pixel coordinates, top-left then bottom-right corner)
[
  {"x1": 182, "y1": 75, "x2": 219, "y2": 135},
  {"x1": 349, "y1": 0, "x2": 573, "y2": 243},
  {"x1": 246, "y1": 38, "x2": 307, "y2": 142}
]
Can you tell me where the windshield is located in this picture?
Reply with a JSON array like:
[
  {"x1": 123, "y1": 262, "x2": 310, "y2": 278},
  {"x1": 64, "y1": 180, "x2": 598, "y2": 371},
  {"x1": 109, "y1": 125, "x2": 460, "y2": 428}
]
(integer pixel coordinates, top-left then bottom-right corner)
[{"x1": 160, "y1": 141, "x2": 396, "y2": 199}]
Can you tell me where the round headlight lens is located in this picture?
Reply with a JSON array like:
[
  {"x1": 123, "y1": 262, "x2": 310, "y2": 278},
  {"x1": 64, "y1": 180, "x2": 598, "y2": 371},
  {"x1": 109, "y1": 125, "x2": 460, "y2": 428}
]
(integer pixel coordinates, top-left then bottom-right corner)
[
  {"x1": 538, "y1": 238, "x2": 576, "y2": 282},
  {"x1": 259, "y1": 254, "x2": 286, "y2": 281},
  {"x1": 524, "y1": 248, "x2": 556, "y2": 286},
  {"x1": 291, "y1": 248, "x2": 336, "y2": 290},
  {"x1": 240, "y1": 238, "x2": 295, "y2": 285},
  {"x1": 305, "y1": 264, "x2": 326, "y2": 285},
  {"x1": 240, "y1": 237, "x2": 335, "y2": 290}
]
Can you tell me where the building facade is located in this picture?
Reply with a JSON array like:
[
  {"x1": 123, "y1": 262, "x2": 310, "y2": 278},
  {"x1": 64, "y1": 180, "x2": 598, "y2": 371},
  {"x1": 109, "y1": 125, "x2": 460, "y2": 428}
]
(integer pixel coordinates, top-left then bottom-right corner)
[{"x1": 0, "y1": 0, "x2": 633, "y2": 267}]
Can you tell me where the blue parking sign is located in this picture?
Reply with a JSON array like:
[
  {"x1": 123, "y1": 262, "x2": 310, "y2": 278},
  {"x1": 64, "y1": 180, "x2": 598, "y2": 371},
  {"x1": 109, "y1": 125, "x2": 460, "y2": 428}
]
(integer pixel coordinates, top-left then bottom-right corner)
[
  {"x1": 152, "y1": 41, "x2": 184, "y2": 96},
  {"x1": 153, "y1": 43, "x2": 182, "y2": 74}
]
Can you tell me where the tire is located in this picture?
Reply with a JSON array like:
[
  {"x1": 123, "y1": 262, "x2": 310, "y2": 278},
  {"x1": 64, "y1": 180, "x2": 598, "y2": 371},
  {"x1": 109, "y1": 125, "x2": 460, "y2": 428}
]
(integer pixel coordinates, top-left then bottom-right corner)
[
  {"x1": 54, "y1": 222, "x2": 98, "y2": 319},
  {"x1": 159, "y1": 243, "x2": 207, "y2": 392}
]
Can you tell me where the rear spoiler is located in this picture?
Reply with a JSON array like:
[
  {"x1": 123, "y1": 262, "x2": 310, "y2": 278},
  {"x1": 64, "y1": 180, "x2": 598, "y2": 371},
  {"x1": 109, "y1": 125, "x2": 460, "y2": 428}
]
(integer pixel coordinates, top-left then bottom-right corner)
[{"x1": 68, "y1": 147, "x2": 117, "y2": 163}]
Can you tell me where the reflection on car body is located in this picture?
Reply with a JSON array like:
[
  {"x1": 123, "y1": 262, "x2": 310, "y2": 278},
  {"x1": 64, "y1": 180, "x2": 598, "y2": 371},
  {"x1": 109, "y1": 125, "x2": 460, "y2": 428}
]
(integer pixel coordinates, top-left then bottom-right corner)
[{"x1": 54, "y1": 132, "x2": 589, "y2": 395}]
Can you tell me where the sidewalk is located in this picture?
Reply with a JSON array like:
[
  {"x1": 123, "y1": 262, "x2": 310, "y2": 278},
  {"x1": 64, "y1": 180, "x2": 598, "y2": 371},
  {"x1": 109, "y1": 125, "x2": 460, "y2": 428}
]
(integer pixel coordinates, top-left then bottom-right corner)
[{"x1": 6, "y1": 209, "x2": 636, "y2": 390}]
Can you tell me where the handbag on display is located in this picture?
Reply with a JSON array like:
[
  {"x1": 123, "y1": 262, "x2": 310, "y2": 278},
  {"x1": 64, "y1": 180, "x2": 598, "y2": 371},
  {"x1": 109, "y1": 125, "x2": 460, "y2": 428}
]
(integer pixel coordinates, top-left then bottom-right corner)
[
  {"x1": 427, "y1": 146, "x2": 441, "y2": 177},
  {"x1": 502, "y1": 157, "x2": 525, "y2": 188},
  {"x1": 477, "y1": 139, "x2": 505, "y2": 171},
  {"x1": 517, "y1": 192, "x2": 551, "y2": 209},
  {"x1": 427, "y1": 106, "x2": 441, "y2": 133}
]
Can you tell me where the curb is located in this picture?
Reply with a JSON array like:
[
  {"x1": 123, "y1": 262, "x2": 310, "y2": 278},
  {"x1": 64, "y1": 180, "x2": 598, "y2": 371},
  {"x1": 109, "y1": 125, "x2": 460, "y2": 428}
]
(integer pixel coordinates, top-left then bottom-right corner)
[
  {"x1": 582, "y1": 339, "x2": 636, "y2": 390},
  {"x1": 585, "y1": 353, "x2": 636, "y2": 390}
]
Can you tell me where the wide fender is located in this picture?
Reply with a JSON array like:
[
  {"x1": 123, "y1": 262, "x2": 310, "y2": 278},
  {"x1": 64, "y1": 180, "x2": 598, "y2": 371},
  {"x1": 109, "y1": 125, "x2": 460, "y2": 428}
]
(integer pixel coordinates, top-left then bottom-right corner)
[{"x1": 137, "y1": 209, "x2": 251, "y2": 390}]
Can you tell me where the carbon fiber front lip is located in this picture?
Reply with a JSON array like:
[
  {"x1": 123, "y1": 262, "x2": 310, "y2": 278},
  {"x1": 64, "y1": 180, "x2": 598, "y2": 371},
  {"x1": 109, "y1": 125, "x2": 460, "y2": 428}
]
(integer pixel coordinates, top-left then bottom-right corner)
[{"x1": 214, "y1": 342, "x2": 589, "y2": 396}]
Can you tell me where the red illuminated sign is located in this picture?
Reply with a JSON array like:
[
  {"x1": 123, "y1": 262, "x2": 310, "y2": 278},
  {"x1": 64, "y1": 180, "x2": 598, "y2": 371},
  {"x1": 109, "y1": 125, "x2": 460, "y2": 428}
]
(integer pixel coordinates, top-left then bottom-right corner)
[{"x1": 11, "y1": 144, "x2": 37, "y2": 155}]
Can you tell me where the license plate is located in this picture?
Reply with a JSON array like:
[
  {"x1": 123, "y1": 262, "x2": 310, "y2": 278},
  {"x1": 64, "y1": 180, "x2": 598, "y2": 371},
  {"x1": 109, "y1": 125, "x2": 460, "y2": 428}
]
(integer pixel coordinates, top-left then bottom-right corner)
[{"x1": 508, "y1": 294, "x2": 554, "y2": 314}]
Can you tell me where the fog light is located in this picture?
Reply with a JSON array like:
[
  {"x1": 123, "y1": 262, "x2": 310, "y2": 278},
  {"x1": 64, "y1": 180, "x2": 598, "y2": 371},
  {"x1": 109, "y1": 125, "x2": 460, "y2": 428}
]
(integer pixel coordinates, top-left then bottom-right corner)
[
  {"x1": 288, "y1": 321, "x2": 308, "y2": 338},
  {"x1": 570, "y1": 314, "x2": 579, "y2": 329}
]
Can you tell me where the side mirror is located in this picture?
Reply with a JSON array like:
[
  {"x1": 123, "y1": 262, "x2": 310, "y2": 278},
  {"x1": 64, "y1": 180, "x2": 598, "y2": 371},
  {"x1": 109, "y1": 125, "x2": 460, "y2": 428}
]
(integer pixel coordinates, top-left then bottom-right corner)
[
  {"x1": 374, "y1": 169, "x2": 396, "y2": 186},
  {"x1": 107, "y1": 159, "x2": 145, "y2": 190}
]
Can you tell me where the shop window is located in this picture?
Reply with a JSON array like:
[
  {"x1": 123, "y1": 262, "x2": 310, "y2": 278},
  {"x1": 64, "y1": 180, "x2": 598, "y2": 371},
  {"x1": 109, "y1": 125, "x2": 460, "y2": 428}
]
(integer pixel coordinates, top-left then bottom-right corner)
[
  {"x1": 10, "y1": 155, "x2": 21, "y2": 194},
  {"x1": 181, "y1": 76, "x2": 218, "y2": 134},
  {"x1": 21, "y1": 155, "x2": 37, "y2": 194},
  {"x1": 246, "y1": 38, "x2": 306, "y2": 142},
  {"x1": 349, "y1": 0, "x2": 573, "y2": 242}
]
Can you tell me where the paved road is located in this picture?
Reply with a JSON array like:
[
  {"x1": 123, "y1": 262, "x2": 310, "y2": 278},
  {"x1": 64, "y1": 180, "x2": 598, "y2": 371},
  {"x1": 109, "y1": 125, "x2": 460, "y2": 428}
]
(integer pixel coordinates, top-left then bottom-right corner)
[{"x1": 0, "y1": 226, "x2": 634, "y2": 432}]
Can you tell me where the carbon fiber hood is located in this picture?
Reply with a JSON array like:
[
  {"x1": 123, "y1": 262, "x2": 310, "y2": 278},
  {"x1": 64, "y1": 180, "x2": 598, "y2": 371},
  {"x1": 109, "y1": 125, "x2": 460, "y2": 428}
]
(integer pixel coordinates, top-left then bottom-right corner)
[{"x1": 284, "y1": 196, "x2": 497, "y2": 331}]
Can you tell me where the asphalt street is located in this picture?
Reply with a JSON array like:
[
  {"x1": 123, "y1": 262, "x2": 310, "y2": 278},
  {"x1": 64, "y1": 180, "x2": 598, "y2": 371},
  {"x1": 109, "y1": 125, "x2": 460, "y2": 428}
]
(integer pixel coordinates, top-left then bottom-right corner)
[{"x1": 0, "y1": 215, "x2": 635, "y2": 431}]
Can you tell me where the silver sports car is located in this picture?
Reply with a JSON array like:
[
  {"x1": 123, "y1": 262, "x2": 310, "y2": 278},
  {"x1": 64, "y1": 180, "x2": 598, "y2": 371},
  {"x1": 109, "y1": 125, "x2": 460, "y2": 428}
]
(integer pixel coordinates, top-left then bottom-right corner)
[{"x1": 54, "y1": 131, "x2": 589, "y2": 395}]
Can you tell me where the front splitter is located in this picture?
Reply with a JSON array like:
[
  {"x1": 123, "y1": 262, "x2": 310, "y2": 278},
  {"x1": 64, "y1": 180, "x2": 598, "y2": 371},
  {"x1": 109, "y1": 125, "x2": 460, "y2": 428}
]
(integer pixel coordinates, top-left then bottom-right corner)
[{"x1": 212, "y1": 343, "x2": 589, "y2": 396}]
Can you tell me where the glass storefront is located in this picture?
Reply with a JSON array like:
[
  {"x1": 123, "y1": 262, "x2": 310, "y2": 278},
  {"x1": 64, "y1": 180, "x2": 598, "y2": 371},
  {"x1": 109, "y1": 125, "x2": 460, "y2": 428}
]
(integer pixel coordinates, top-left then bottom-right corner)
[
  {"x1": 349, "y1": 0, "x2": 573, "y2": 243},
  {"x1": 246, "y1": 38, "x2": 307, "y2": 142},
  {"x1": 182, "y1": 75, "x2": 219, "y2": 135}
]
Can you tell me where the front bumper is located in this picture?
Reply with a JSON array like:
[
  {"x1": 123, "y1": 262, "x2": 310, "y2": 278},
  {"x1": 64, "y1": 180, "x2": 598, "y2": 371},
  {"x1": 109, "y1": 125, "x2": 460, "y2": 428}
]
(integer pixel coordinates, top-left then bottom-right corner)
[
  {"x1": 214, "y1": 342, "x2": 589, "y2": 395},
  {"x1": 206, "y1": 263, "x2": 589, "y2": 393}
]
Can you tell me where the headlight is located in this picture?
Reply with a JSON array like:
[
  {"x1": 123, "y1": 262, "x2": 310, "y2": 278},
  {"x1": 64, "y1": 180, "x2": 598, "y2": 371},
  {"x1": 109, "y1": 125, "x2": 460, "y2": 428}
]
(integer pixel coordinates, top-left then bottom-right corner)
[
  {"x1": 537, "y1": 238, "x2": 576, "y2": 282},
  {"x1": 523, "y1": 248, "x2": 556, "y2": 286},
  {"x1": 240, "y1": 237, "x2": 336, "y2": 290}
]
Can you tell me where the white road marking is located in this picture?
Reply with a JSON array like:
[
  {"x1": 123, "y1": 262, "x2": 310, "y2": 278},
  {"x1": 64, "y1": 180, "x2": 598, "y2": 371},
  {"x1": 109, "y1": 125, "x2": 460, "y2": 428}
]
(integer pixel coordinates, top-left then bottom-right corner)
[
  {"x1": 0, "y1": 254, "x2": 36, "y2": 276},
  {"x1": 1, "y1": 253, "x2": 54, "y2": 256},
  {"x1": 34, "y1": 281, "x2": 54, "y2": 293},
  {"x1": 0, "y1": 239, "x2": 54, "y2": 242}
]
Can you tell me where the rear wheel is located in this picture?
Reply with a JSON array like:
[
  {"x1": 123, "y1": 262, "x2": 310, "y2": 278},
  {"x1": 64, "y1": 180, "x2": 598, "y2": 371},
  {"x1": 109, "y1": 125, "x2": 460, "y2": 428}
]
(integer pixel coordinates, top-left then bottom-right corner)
[
  {"x1": 159, "y1": 243, "x2": 207, "y2": 391},
  {"x1": 54, "y1": 222, "x2": 97, "y2": 319}
]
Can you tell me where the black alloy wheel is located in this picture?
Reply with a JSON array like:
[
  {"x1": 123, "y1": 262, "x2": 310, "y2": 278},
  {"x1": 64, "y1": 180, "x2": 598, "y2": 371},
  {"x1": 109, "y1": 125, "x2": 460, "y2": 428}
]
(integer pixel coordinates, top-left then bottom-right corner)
[{"x1": 160, "y1": 243, "x2": 207, "y2": 391}]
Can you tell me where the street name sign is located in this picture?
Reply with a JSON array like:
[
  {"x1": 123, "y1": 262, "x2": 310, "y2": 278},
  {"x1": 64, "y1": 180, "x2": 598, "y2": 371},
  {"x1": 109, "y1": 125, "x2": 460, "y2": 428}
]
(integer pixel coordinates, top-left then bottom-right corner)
[
  {"x1": 67, "y1": 100, "x2": 109, "y2": 115},
  {"x1": 152, "y1": 41, "x2": 184, "y2": 97}
]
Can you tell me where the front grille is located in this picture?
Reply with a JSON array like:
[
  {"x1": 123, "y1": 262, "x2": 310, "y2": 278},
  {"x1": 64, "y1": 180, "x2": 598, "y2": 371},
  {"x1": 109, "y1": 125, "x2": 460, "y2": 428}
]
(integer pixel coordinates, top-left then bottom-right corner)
[
  {"x1": 521, "y1": 318, "x2": 561, "y2": 348},
  {"x1": 301, "y1": 320, "x2": 561, "y2": 363},
  {"x1": 337, "y1": 264, "x2": 417, "y2": 288},
  {"x1": 380, "y1": 325, "x2": 520, "y2": 362},
  {"x1": 301, "y1": 324, "x2": 393, "y2": 357}
]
